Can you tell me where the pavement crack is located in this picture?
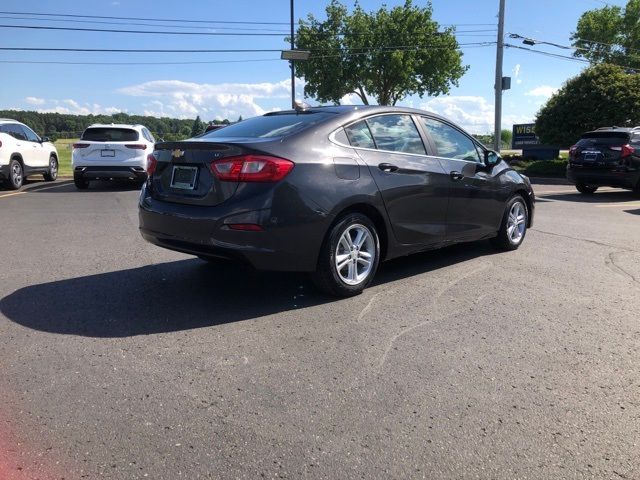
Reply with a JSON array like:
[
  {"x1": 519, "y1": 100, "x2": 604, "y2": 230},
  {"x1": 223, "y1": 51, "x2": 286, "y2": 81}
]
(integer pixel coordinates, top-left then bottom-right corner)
[
  {"x1": 605, "y1": 251, "x2": 640, "y2": 287},
  {"x1": 531, "y1": 228, "x2": 638, "y2": 252}
]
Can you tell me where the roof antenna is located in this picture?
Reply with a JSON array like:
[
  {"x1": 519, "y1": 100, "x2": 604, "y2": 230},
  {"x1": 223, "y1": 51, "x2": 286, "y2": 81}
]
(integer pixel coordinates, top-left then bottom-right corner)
[{"x1": 294, "y1": 100, "x2": 310, "y2": 112}]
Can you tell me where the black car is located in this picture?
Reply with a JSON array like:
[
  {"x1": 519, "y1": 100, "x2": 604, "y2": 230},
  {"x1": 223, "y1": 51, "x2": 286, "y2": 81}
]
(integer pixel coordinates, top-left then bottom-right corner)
[
  {"x1": 139, "y1": 105, "x2": 534, "y2": 296},
  {"x1": 567, "y1": 127, "x2": 640, "y2": 194}
]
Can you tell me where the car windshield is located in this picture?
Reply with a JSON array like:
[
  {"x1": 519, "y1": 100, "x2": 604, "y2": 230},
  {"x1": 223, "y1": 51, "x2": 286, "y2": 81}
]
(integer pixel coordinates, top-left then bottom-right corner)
[
  {"x1": 577, "y1": 132, "x2": 630, "y2": 146},
  {"x1": 200, "y1": 112, "x2": 335, "y2": 139},
  {"x1": 82, "y1": 128, "x2": 139, "y2": 142}
]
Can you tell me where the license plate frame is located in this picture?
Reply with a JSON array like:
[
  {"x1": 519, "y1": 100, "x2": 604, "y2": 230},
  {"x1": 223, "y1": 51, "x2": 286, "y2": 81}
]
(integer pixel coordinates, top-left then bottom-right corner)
[
  {"x1": 170, "y1": 165, "x2": 198, "y2": 190},
  {"x1": 583, "y1": 151, "x2": 599, "y2": 161},
  {"x1": 100, "y1": 149, "x2": 115, "y2": 157}
]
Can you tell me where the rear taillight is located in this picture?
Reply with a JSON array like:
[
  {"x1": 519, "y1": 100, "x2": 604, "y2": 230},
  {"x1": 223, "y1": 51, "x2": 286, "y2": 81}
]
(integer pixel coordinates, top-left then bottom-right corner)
[
  {"x1": 125, "y1": 144, "x2": 147, "y2": 150},
  {"x1": 73, "y1": 143, "x2": 89, "y2": 149},
  {"x1": 609, "y1": 144, "x2": 635, "y2": 156},
  {"x1": 146, "y1": 154, "x2": 157, "y2": 175},
  {"x1": 569, "y1": 145, "x2": 578, "y2": 157},
  {"x1": 211, "y1": 155, "x2": 294, "y2": 182}
]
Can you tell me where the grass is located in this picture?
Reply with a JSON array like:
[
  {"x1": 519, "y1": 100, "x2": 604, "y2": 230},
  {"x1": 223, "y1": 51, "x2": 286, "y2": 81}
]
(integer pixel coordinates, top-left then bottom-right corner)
[{"x1": 54, "y1": 139, "x2": 76, "y2": 177}]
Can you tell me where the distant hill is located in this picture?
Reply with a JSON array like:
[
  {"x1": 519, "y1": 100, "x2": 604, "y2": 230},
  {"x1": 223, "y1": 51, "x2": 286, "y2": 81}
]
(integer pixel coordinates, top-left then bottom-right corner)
[{"x1": 0, "y1": 110, "x2": 231, "y2": 141}]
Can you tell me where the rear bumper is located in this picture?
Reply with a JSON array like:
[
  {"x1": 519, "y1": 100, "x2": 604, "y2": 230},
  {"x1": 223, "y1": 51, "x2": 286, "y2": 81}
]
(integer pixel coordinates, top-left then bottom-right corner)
[
  {"x1": 138, "y1": 184, "x2": 331, "y2": 272},
  {"x1": 75, "y1": 166, "x2": 147, "y2": 181},
  {"x1": 567, "y1": 166, "x2": 640, "y2": 189}
]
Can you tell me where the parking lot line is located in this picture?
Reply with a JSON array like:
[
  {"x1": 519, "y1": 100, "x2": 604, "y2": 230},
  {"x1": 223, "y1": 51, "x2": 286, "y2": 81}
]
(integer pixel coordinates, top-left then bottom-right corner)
[
  {"x1": 0, "y1": 191, "x2": 26, "y2": 199},
  {"x1": 595, "y1": 202, "x2": 640, "y2": 208}
]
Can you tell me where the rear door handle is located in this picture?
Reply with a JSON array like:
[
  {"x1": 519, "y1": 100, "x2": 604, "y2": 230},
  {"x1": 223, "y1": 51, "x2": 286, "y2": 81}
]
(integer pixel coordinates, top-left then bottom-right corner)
[{"x1": 378, "y1": 163, "x2": 399, "y2": 173}]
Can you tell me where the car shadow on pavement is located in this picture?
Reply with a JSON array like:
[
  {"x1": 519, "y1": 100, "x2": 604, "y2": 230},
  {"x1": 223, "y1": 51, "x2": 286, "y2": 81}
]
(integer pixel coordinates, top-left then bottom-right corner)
[
  {"x1": 539, "y1": 190, "x2": 638, "y2": 203},
  {"x1": 26, "y1": 180, "x2": 143, "y2": 193},
  {"x1": 0, "y1": 242, "x2": 499, "y2": 338},
  {"x1": 625, "y1": 208, "x2": 640, "y2": 216}
]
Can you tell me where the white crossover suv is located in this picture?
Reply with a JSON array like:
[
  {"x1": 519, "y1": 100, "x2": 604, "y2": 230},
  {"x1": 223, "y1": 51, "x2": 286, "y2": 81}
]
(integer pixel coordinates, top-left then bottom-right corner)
[
  {"x1": 0, "y1": 119, "x2": 59, "y2": 190},
  {"x1": 72, "y1": 123, "x2": 156, "y2": 189}
]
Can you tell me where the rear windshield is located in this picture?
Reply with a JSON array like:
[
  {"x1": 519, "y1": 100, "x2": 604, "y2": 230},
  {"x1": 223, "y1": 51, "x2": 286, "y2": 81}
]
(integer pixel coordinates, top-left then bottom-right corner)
[
  {"x1": 200, "y1": 112, "x2": 335, "y2": 139},
  {"x1": 577, "y1": 132, "x2": 630, "y2": 147},
  {"x1": 81, "y1": 128, "x2": 139, "y2": 142}
]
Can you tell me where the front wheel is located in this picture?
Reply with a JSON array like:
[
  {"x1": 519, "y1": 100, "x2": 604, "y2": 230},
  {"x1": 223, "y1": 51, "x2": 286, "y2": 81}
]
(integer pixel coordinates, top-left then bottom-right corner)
[
  {"x1": 43, "y1": 155, "x2": 58, "y2": 182},
  {"x1": 311, "y1": 213, "x2": 380, "y2": 297},
  {"x1": 575, "y1": 183, "x2": 598, "y2": 194},
  {"x1": 491, "y1": 195, "x2": 528, "y2": 251}
]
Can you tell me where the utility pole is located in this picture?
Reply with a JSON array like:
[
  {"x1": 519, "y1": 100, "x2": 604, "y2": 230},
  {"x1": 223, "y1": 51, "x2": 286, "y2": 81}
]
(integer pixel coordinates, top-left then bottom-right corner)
[
  {"x1": 290, "y1": 0, "x2": 295, "y2": 108},
  {"x1": 493, "y1": 0, "x2": 506, "y2": 152}
]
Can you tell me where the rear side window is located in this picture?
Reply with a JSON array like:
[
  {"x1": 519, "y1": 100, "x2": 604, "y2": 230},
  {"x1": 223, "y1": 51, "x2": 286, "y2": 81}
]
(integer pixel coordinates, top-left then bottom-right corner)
[
  {"x1": 1, "y1": 123, "x2": 28, "y2": 141},
  {"x1": 344, "y1": 121, "x2": 376, "y2": 149},
  {"x1": 81, "y1": 128, "x2": 139, "y2": 142},
  {"x1": 366, "y1": 115, "x2": 426, "y2": 155},
  {"x1": 201, "y1": 112, "x2": 335, "y2": 139},
  {"x1": 142, "y1": 128, "x2": 155, "y2": 143},
  {"x1": 577, "y1": 132, "x2": 630, "y2": 147}
]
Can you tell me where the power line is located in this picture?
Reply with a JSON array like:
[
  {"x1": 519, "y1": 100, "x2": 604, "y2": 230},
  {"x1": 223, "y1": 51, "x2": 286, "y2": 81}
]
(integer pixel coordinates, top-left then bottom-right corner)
[
  {"x1": 0, "y1": 10, "x2": 291, "y2": 25},
  {"x1": 0, "y1": 42, "x2": 496, "y2": 63},
  {"x1": 0, "y1": 23, "x2": 497, "y2": 37}
]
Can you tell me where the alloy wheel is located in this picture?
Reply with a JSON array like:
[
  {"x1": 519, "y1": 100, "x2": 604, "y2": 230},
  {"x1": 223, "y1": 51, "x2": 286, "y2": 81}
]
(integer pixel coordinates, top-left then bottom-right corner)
[
  {"x1": 507, "y1": 201, "x2": 526, "y2": 244},
  {"x1": 334, "y1": 224, "x2": 375, "y2": 285}
]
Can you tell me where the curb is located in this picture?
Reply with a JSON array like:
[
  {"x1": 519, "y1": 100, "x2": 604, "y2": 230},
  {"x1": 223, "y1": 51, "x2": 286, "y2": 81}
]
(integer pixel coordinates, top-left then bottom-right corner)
[{"x1": 528, "y1": 177, "x2": 571, "y2": 186}]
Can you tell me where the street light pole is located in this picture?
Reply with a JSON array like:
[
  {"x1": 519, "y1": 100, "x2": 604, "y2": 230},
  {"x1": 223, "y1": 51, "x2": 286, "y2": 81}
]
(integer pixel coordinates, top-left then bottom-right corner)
[
  {"x1": 290, "y1": 0, "x2": 295, "y2": 108},
  {"x1": 494, "y1": 0, "x2": 506, "y2": 152}
]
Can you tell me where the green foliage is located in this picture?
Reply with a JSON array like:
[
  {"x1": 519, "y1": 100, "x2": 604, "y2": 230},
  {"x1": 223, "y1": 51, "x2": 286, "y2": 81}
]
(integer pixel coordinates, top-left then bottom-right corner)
[
  {"x1": 535, "y1": 63, "x2": 640, "y2": 147},
  {"x1": 0, "y1": 110, "x2": 232, "y2": 141},
  {"x1": 191, "y1": 115, "x2": 205, "y2": 137},
  {"x1": 294, "y1": 0, "x2": 467, "y2": 105},
  {"x1": 572, "y1": 0, "x2": 640, "y2": 69},
  {"x1": 473, "y1": 129, "x2": 512, "y2": 149},
  {"x1": 515, "y1": 159, "x2": 568, "y2": 178}
]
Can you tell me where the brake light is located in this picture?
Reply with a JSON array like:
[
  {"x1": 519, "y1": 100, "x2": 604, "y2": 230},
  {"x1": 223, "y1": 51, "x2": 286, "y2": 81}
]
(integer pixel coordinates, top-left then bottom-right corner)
[
  {"x1": 211, "y1": 154, "x2": 294, "y2": 182},
  {"x1": 125, "y1": 144, "x2": 147, "y2": 150},
  {"x1": 569, "y1": 145, "x2": 578, "y2": 157},
  {"x1": 146, "y1": 154, "x2": 157, "y2": 175},
  {"x1": 622, "y1": 144, "x2": 634, "y2": 157},
  {"x1": 73, "y1": 143, "x2": 89, "y2": 149},
  {"x1": 227, "y1": 223, "x2": 263, "y2": 231}
]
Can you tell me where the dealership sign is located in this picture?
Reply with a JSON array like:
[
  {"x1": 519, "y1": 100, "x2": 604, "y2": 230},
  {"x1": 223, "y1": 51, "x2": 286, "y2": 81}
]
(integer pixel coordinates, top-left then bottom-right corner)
[{"x1": 512, "y1": 123, "x2": 540, "y2": 148}]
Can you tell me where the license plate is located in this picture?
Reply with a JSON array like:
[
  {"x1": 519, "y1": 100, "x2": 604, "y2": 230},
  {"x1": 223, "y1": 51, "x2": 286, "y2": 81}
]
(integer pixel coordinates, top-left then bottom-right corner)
[
  {"x1": 583, "y1": 151, "x2": 599, "y2": 161},
  {"x1": 101, "y1": 149, "x2": 115, "y2": 157},
  {"x1": 170, "y1": 166, "x2": 198, "y2": 190}
]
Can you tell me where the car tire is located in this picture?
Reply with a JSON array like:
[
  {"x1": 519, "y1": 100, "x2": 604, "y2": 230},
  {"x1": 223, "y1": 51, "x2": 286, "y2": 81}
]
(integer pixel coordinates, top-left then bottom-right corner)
[
  {"x1": 491, "y1": 195, "x2": 528, "y2": 251},
  {"x1": 43, "y1": 155, "x2": 58, "y2": 182},
  {"x1": 74, "y1": 175, "x2": 89, "y2": 190},
  {"x1": 4, "y1": 158, "x2": 24, "y2": 190},
  {"x1": 311, "y1": 213, "x2": 380, "y2": 297},
  {"x1": 575, "y1": 183, "x2": 598, "y2": 194}
]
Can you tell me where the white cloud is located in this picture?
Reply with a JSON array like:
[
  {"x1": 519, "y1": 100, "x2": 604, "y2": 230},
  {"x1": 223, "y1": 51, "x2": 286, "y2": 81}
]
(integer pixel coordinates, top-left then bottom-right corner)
[
  {"x1": 25, "y1": 96, "x2": 45, "y2": 106},
  {"x1": 525, "y1": 85, "x2": 558, "y2": 98},
  {"x1": 512, "y1": 64, "x2": 522, "y2": 85},
  {"x1": 417, "y1": 95, "x2": 532, "y2": 134},
  {"x1": 118, "y1": 78, "x2": 305, "y2": 120}
]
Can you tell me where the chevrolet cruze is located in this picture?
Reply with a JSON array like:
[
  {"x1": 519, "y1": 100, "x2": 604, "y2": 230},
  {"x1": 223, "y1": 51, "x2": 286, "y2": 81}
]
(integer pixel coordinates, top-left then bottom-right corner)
[{"x1": 139, "y1": 105, "x2": 534, "y2": 296}]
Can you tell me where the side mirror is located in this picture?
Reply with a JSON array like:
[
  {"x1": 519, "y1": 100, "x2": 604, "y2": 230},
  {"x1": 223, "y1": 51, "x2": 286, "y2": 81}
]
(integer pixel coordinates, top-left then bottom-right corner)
[
  {"x1": 484, "y1": 150, "x2": 501, "y2": 168},
  {"x1": 41, "y1": 136, "x2": 50, "y2": 143}
]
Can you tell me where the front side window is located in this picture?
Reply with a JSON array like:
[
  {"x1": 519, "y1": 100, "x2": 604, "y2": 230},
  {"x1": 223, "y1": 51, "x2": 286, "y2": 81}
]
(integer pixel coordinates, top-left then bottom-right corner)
[
  {"x1": 21, "y1": 125, "x2": 40, "y2": 142},
  {"x1": 366, "y1": 114, "x2": 426, "y2": 155},
  {"x1": 344, "y1": 121, "x2": 376, "y2": 149},
  {"x1": 420, "y1": 117, "x2": 481, "y2": 162}
]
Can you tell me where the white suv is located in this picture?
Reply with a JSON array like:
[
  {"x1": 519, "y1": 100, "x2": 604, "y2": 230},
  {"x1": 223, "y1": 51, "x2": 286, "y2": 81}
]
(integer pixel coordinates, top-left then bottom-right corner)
[
  {"x1": 0, "y1": 119, "x2": 59, "y2": 190},
  {"x1": 72, "y1": 123, "x2": 156, "y2": 189}
]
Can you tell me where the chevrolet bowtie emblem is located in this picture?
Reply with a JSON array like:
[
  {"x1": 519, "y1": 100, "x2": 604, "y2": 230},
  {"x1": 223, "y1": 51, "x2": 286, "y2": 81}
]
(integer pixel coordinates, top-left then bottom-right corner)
[{"x1": 171, "y1": 149, "x2": 184, "y2": 158}]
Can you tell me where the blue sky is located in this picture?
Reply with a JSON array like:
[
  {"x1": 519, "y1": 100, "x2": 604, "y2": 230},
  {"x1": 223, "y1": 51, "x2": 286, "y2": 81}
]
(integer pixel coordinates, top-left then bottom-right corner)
[{"x1": 0, "y1": 0, "x2": 624, "y2": 133}]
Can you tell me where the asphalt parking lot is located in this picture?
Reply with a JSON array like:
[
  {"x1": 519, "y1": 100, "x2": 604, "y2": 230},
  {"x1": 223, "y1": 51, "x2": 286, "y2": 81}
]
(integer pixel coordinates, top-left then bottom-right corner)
[{"x1": 1, "y1": 179, "x2": 639, "y2": 479}]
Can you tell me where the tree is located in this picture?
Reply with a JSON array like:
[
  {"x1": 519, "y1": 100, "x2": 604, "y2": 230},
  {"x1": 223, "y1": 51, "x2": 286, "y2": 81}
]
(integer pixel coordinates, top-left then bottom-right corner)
[
  {"x1": 535, "y1": 63, "x2": 640, "y2": 147},
  {"x1": 294, "y1": 0, "x2": 467, "y2": 105},
  {"x1": 572, "y1": 0, "x2": 640, "y2": 69},
  {"x1": 191, "y1": 115, "x2": 204, "y2": 137}
]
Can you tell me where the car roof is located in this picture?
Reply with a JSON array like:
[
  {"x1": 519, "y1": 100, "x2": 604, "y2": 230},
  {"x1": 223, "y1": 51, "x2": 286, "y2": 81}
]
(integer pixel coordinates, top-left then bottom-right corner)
[
  {"x1": 0, "y1": 118, "x2": 25, "y2": 124},
  {"x1": 265, "y1": 104, "x2": 453, "y2": 124}
]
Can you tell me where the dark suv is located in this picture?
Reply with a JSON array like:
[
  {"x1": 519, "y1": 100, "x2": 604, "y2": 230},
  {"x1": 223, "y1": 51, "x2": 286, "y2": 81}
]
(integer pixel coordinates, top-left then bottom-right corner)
[{"x1": 567, "y1": 127, "x2": 640, "y2": 194}]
